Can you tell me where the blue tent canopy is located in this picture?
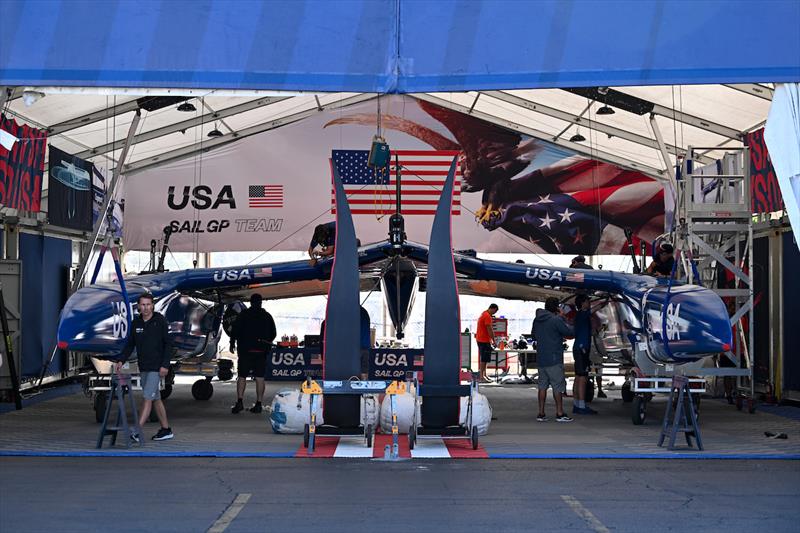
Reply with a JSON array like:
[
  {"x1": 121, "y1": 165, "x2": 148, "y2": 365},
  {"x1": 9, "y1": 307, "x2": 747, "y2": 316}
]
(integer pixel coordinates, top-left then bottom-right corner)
[{"x1": 1, "y1": 0, "x2": 798, "y2": 92}]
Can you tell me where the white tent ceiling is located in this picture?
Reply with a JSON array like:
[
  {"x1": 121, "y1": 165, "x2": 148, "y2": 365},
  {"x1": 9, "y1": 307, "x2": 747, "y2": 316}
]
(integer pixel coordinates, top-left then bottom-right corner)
[{"x1": 1, "y1": 83, "x2": 774, "y2": 185}]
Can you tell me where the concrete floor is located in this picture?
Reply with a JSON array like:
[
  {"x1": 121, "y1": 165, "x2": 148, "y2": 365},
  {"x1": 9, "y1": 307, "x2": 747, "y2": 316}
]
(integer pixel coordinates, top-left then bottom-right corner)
[
  {"x1": 1, "y1": 457, "x2": 798, "y2": 532},
  {"x1": 0, "y1": 379, "x2": 798, "y2": 458}
]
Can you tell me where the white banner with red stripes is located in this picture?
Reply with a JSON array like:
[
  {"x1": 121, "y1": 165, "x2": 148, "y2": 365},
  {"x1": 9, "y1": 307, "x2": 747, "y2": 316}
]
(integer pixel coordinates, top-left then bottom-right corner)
[{"x1": 123, "y1": 96, "x2": 664, "y2": 253}]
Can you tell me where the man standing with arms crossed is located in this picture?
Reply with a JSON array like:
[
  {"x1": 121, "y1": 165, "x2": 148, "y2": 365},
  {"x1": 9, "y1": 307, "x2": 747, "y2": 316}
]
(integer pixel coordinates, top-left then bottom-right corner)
[
  {"x1": 121, "y1": 293, "x2": 174, "y2": 442},
  {"x1": 476, "y1": 304, "x2": 498, "y2": 383}
]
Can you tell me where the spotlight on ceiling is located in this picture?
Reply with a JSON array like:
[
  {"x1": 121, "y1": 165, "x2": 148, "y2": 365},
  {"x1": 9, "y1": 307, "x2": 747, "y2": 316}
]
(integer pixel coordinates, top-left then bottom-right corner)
[
  {"x1": 596, "y1": 105, "x2": 615, "y2": 115},
  {"x1": 207, "y1": 127, "x2": 223, "y2": 138},
  {"x1": 22, "y1": 90, "x2": 45, "y2": 107},
  {"x1": 569, "y1": 132, "x2": 586, "y2": 143},
  {"x1": 177, "y1": 102, "x2": 196, "y2": 112}
]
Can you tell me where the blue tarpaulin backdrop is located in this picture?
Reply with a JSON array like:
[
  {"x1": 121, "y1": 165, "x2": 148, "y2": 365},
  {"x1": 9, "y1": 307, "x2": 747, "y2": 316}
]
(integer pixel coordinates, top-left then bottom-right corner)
[{"x1": 1, "y1": 0, "x2": 798, "y2": 92}]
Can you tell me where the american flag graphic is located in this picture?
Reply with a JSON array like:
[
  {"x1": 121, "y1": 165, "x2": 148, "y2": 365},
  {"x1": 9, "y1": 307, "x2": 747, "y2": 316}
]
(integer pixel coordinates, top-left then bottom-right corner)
[
  {"x1": 249, "y1": 185, "x2": 284, "y2": 208},
  {"x1": 330, "y1": 150, "x2": 461, "y2": 215},
  {"x1": 566, "y1": 272, "x2": 585, "y2": 283},
  {"x1": 254, "y1": 267, "x2": 273, "y2": 278},
  {"x1": 492, "y1": 157, "x2": 664, "y2": 255}
]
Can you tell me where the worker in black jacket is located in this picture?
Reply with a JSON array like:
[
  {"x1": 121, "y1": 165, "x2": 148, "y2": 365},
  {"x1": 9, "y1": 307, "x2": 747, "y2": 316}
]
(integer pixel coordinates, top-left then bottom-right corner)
[
  {"x1": 121, "y1": 292, "x2": 174, "y2": 441},
  {"x1": 230, "y1": 294, "x2": 277, "y2": 414}
]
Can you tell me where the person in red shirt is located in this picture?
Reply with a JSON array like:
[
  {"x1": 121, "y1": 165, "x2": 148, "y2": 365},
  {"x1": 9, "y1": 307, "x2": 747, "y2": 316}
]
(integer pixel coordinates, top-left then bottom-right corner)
[{"x1": 476, "y1": 304, "x2": 499, "y2": 382}]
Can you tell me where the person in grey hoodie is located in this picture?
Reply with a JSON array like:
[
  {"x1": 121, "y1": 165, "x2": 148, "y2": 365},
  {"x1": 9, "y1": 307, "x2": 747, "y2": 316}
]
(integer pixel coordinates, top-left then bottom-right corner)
[{"x1": 532, "y1": 297, "x2": 574, "y2": 422}]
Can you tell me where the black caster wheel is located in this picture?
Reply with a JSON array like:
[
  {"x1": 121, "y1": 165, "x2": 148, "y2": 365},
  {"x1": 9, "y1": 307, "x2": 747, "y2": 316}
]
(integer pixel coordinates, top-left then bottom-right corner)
[
  {"x1": 93, "y1": 391, "x2": 108, "y2": 423},
  {"x1": 585, "y1": 379, "x2": 595, "y2": 403},
  {"x1": 471, "y1": 426, "x2": 479, "y2": 450},
  {"x1": 621, "y1": 381, "x2": 634, "y2": 403},
  {"x1": 632, "y1": 396, "x2": 647, "y2": 425},
  {"x1": 408, "y1": 425, "x2": 416, "y2": 450},
  {"x1": 303, "y1": 424, "x2": 310, "y2": 448},
  {"x1": 191, "y1": 378, "x2": 214, "y2": 401},
  {"x1": 366, "y1": 424, "x2": 373, "y2": 448}
]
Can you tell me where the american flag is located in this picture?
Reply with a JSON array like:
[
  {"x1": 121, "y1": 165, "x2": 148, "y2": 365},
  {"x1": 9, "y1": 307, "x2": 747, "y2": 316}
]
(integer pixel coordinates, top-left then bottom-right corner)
[
  {"x1": 330, "y1": 150, "x2": 461, "y2": 215},
  {"x1": 254, "y1": 267, "x2": 273, "y2": 278},
  {"x1": 249, "y1": 185, "x2": 284, "y2": 208},
  {"x1": 491, "y1": 157, "x2": 664, "y2": 255}
]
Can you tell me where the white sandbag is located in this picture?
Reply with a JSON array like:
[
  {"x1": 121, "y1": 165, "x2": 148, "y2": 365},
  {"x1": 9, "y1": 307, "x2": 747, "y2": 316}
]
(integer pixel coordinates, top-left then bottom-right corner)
[
  {"x1": 379, "y1": 387, "x2": 420, "y2": 434},
  {"x1": 460, "y1": 392, "x2": 492, "y2": 435},
  {"x1": 269, "y1": 389, "x2": 323, "y2": 434},
  {"x1": 270, "y1": 390, "x2": 380, "y2": 434}
]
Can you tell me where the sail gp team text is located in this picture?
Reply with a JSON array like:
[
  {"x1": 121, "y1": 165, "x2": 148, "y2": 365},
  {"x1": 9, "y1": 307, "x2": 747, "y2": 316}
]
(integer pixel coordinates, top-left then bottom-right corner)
[
  {"x1": 167, "y1": 218, "x2": 284, "y2": 234},
  {"x1": 166, "y1": 185, "x2": 283, "y2": 234}
]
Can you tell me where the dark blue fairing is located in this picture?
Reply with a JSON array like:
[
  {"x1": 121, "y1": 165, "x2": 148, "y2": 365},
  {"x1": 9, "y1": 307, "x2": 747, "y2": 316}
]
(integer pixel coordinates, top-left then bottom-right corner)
[
  {"x1": 421, "y1": 158, "x2": 461, "y2": 428},
  {"x1": 380, "y1": 258, "x2": 417, "y2": 339},
  {"x1": 321, "y1": 164, "x2": 361, "y2": 428}
]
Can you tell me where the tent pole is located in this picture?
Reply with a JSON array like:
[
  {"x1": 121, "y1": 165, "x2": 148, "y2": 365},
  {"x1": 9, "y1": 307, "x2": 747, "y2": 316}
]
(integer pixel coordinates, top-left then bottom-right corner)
[{"x1": 70, "y1": 109, "x2": 141, "y2": 294}]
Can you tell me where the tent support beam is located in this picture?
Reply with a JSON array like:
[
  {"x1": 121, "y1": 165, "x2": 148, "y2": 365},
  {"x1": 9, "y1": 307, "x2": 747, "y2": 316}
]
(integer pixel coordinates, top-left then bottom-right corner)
[
  {"x1": 75, "y1": 96, "x2": 291, "y2": 160},
  {"x1": 551, "y1": 101, "x2": 593, "y2": 142},
  {"x1": 71, "y1": 110, "x2": 141, "y2": 293},
  {"x1": 483, "y1": 90, "x2": 712, "y2": 165},
  {"x1": 723, "y1": 84, "x2": 774, "y2": 101},
  {"x1": 122, "y1": 93, "x2": 375, "y2": 175},
  {"x1": 200, "y1": 99, "x2": 236, "y2": 135},
  {"x1": 637, "y1": 99, "x2": 742, "y2": 141},
  {"x1": 413, "y1": 93, "x2": 666, "y2": 181},
  {"x1": 648, "y1": 114, "x2": 678, "y2": 191},
  {"x1": 48, "y1": 98, "x2": 144, "y2": 136}
]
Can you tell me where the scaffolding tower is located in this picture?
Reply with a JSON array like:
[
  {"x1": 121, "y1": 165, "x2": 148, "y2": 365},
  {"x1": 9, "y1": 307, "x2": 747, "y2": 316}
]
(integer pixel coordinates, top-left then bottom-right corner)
[{"x1": 675, "y1": 146, "x2": 755, "y2": 409}]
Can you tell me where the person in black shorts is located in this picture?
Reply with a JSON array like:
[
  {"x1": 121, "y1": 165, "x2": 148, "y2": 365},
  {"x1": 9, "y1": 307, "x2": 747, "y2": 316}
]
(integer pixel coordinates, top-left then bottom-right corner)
[
  {"x1": 476, "y1": 304, "x2": 498, "y2": 382},
  {"x1": 230, "y1": 294, "x2": 276, "y2": 414},
  {"x1": 571, "y1": 294, "x2": 597, "y2": 415}
]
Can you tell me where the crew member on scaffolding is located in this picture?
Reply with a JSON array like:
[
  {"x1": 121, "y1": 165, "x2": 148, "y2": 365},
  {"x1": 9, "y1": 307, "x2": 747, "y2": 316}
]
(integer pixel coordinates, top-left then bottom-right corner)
[
  {"x1": 646, "y1": 242, "x2": 675, "y2": 277},
  {"x1": 308, "y1": 222, "x2": 336, "y2": 266}
]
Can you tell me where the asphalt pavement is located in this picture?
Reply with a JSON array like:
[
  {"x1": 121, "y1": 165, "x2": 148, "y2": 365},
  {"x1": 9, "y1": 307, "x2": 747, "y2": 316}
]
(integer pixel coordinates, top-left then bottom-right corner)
[{"x1": 1, "y1": 457, "x2": 797, "y2": 532}]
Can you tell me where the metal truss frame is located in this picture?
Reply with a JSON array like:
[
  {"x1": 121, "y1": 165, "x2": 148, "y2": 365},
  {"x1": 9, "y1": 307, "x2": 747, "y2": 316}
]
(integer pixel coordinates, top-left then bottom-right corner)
[{"x1": 675, "y1": 146, "x2": 755, "y2": 402}]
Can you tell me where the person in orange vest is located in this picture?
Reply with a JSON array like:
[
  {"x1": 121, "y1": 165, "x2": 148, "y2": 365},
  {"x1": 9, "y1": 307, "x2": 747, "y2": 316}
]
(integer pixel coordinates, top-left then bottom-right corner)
[{"x1": 476, "y1": 303, "x2": 499, "y2": 382}]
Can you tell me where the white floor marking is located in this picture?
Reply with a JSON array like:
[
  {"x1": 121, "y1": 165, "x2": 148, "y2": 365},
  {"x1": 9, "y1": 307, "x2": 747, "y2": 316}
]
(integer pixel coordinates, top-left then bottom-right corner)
[
  {"x1": 410, "y1": 438, "x2": 450, "y2": 458},
  {"x1": 333, "y1": 437, "x2": 374, "y2": 457},
  {"x1": 561, "y1": 495, "x2": 611, "y2": 533},
  {"x1": 207, "y1": 493, "x2": 251, "y2": 533}
]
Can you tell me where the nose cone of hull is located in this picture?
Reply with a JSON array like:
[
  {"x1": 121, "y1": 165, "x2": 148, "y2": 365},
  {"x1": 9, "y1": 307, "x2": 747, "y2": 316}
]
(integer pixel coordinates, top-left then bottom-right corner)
[{"x1": 644, "y1": 285, "x2": 733, "y2": 364}]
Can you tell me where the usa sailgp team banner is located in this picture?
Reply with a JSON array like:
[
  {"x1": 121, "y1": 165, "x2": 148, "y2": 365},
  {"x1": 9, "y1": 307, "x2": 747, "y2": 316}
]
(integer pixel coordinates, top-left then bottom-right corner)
[{"x1": 123, "y1": 96, "x2": 665, "y2": 254}]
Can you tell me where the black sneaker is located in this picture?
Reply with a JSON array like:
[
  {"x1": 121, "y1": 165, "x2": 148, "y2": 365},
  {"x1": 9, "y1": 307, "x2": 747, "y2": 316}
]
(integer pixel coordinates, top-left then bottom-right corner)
[
  {"x1": 249, "y1": 402, "x2": 263, "y2": 414},
  {"x1": 231, "y1": 401, "x2": 244, "y2": 414},
  {"x1": 130, "y1": 432, "x2": 141, "y2": 444},
  {"x1": 597, "y1": 390, "x2": 608, "y2": 399},
  {"x1": 536, "y1": 414, "x2": 548, "y2": 422},
  {"x1": 152, "y1": 427, "x2": 174, "y2": 441},
  {"x1": 555, "y1": 414, "x2": 573, "y2": 423}
]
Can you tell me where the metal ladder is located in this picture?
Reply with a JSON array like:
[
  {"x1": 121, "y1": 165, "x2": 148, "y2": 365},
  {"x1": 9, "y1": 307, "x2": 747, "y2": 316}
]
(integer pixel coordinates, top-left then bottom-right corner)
[
  {"x1": 658, "y1": 375, "x2": 703, "y2": 451},
  {"x1": 96, "y1": 371, "x2": 143, "y2": 449}
]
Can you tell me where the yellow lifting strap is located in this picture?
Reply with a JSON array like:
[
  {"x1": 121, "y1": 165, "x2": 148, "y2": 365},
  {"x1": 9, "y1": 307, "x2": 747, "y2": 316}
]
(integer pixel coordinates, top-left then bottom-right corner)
[
  {"x1": 301, "y1": 379, "x2": 323, "y2": 395},
  {"x1": 385, "y1": 380, "x2": 406, "y2": 395}
]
